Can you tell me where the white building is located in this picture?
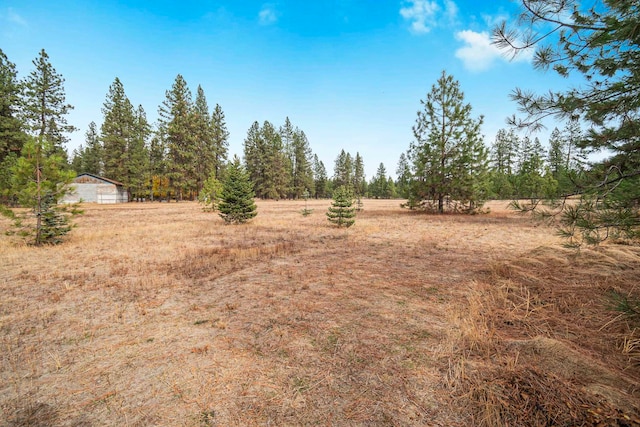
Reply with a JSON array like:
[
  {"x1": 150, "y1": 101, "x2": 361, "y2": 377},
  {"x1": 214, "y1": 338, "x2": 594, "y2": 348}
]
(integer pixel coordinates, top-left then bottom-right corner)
[{"x1": 62, "y1": 173, "x2": 128, "y2": 204}]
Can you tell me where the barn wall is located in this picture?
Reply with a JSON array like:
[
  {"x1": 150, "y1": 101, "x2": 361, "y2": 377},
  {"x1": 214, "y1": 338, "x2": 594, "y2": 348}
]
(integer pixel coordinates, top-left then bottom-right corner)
[{"x1": 61, "y1": 181, "x2": 129, "y2": 204}]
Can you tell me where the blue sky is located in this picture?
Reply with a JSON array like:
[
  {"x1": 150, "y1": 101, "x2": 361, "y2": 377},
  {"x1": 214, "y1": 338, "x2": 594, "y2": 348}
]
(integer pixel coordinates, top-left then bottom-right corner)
[{"x1": 1, "y1": 0, "x2": 574, "y2": 179}]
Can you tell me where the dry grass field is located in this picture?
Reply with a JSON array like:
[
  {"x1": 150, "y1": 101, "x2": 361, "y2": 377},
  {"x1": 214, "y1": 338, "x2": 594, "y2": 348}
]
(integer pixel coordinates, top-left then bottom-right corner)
[{"x1": 1, "y1": 199, "x2": 639, "y2": 426}]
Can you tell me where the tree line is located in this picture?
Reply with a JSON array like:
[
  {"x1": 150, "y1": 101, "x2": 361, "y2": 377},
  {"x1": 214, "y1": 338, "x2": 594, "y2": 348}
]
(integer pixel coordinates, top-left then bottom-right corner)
[{"x1": 1, "y1": 0, "x2": 638, "y2": 247}]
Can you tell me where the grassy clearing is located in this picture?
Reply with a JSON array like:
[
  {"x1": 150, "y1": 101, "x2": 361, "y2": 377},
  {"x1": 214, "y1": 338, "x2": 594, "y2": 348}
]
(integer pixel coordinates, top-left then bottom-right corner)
[{"x1": 1, "y1": 199, "x2": 639, "y2": 426}]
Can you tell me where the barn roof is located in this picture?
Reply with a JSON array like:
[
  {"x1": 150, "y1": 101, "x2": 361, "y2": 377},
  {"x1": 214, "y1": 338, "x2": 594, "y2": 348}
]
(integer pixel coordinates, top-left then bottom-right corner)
[{"x1": 74, "y1": 173, "x2": 125, "y2": 186}]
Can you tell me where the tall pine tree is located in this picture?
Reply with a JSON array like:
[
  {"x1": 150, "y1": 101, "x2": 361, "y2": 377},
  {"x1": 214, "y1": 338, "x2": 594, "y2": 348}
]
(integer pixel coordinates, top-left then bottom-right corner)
[
  {"x1": 21, "y1": 49, "x2": 75, "y2": 161},
  {"x1": 408, "y1": 71, "x2": 488, "y2": 213},
  {"x1": 0, "y1": 48, "x2": 27, "y2": 202},
  {"x1": 211, "y1": 103, "x2": 229, "y2": 179},
  {"x1": 159, "y1": 74, "x2": 197, "y2": 200}
]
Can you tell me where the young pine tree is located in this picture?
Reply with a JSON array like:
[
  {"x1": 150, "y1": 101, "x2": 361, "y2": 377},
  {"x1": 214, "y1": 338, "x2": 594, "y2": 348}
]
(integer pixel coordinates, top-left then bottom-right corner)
[
  {"x1": 198, "y1": 171, "x2": 223, "y2": 212},
  {"x1": 327, "y1": 185, "x2": 356, "y2": 228},
  {"x1": 218, "y1": 157, "x2": 257, "y2": 224},
  {"x1": 2, "y1": 137, "x2": 80, "y2": 245}
]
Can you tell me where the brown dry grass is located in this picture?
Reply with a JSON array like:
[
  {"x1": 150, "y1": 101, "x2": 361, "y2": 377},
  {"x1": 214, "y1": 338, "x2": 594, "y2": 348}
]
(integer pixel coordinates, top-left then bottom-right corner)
[{"x1": 1, "y1": 199, "x2": 639, "y2": 426}]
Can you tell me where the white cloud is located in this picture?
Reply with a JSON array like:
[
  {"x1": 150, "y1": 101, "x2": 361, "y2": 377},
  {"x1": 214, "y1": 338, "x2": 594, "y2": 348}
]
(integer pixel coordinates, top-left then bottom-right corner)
[
  {"x1": 443, "y1": 0, "x2": 458, "y2": 25},
  {"x1": 482, "y1": 13, "x2": 507, "y2": 28},
  {"x1": 454, "y1": 29, "x2": 534, "y2": 72},
  {"x1": 258, "y1": 4, "x2": 278, "y2": 26},
  {"x1": 5, "y1": 7, "x2": 28, "y2": 27},
  {"x1": 399, "y1": 0, "x2": 440, "y2": 34}
]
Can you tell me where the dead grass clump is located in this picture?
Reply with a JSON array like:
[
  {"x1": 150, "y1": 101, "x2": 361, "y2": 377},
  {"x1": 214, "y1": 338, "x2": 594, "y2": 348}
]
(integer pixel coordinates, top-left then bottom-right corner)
[
  {"x1": 167, "y1": 240, "x2": 297, "y2": 280},
  {"x1": 457, "y1": 364, "x2": 640, "y2": 427},
  {"x1": 2, "y1": 399, "x2": 59, "y2": 427},
  {"x1": 448, "y1": 243, "x2": 640, "y2": 425}
]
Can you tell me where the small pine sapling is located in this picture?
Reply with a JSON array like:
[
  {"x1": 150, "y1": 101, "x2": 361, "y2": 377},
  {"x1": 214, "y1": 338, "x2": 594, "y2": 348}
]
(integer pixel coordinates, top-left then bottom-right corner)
[
  {"x1": 218, "y1": 157, "x2": 257, "y2": 224},
  {"x1": 327, "y1": 186, "x2": 356, "y2": 227},
  {"x1": 198, "y1": 172, "x2": 223, "y2": 212},
  {"x1": 301, "y1": 189, "x2": 313, "y2": 216}
]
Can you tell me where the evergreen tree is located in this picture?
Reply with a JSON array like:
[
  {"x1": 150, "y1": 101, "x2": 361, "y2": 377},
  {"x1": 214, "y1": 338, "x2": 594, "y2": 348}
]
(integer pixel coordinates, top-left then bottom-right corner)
[
  {"x1": 219, "y1": 156, "x2": 257, "y2": 224},
  {"x1": 516, "y1": 136, "x2": 557, "y2": 199},
  {"x1": 261, "y1": 121, "x2": 289, "y2": 199},
  {"x1": 312, "y1": 154, "x2": 328, "y2": 198},
  {"x1": 326, "y1": 185, "x2": 356, "y2": 228},
  {"x1": 148, "y1": 129, "x2": 168, "y2": 201},
  {"x1": 1, "y1": 137, "x2": 79, "y2": 245},
  {"x1": 290, "y1": 128, "x2": 314, "y2": 199},
  {"x1": 159, "y1": 74, "x2": 196, "y2": 200},
  {"x1": 21, "y1": 49, "x2": 75, "y2": 161},
  {"x1": 0, "y1": 49, "x2": 27, "y2": 202},
  {"x1": 386, "y1": 177, "x2": 397, "y2": 199},
  {"x1": 408, "y1": 71, "x2": 488, "y2": 213},
  {"x1": 352, "y1": 152, "x2": 366, "y2": 197},
  {"x1": 369, "y1": 163, "x2": 389, "y2": 199},
  {"x1": 395, "y1": 152, "x2": 412, "y2": 199},
  {"x1": 82, "y1": 121, "x2": 103, "y2": 175},
  {"x1": 193, "y1": 85, "x2": 213, "y2": 193},
  {"x1": 333, "y1": 149, "x2": 353, "y2": 189},
  {"x1": 547, "y1": 127, "x2": 565, "y2": 182},
  {"x1": 494, "y1": 0, "x2": 640, "y2": 244},
  {"x1": 243, "y1": 121, "x2": 289, "y2": 199},
  {"x1": 70, "y1": 144, "x2": 85, "y2": 174},
  {"x1": 129, "y1": 105, "x2": 151, "y2": 200},
  {"x1": 280, "y1": 116, "x2": 296, "y2": 194},
  {"x1": 211, "y1": 103, "x2": 229, "y2": 178},
  {"x1": 198, "y1": 171, "x2": 223, "y2": 212},
  {"x1": 488, "y1": 129, "x2": 520, "y2": 199},
  {"x1": 101, "y1": 77, "x2": 135, "y2": 181},
  {"x1": 243, "y1": 121, "x2": 264, "y2": 194}
]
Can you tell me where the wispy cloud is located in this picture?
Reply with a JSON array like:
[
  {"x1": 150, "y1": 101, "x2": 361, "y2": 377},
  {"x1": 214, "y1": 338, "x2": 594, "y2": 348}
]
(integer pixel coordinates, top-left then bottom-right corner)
[
  {"x1": 258, "y1": 4, "x2": 278, "y2": 26},
  {"x1": 454, "y1": 29, "x2": 533, "y2": 72},
  {"x1": 443, "y1": 0, "x2": 458, "y2": 25},
  {"x1": 399, "y1": 0, "x2": 459, "y2": 34},
  {"x1": 5, "y1": 7, "x2": 28, "y2": 27},
  {"x1": 399, "y1": 0, "x2": 440, "y2": 34}
]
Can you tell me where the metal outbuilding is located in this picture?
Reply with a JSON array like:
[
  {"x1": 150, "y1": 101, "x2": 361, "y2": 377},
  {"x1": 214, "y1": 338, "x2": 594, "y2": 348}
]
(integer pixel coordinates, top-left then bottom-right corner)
[{"x1": 62, "y1": 173, "x2": 128, "y2": 204}]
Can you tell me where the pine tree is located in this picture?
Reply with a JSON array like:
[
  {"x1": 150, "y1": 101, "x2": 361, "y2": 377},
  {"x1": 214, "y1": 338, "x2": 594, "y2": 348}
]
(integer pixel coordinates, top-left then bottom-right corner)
[
  {"x1": 313, "y1": 154, "x2": 328, "y2": 198},
  {"x1": 333, "y1": 150, "x2": 353, "y2": 189},
  {"x1": 129, "y1": 105, "x2": 151, "y2": 200},
  {"x1": 547, "y1": 128, "x2": 565, "y2": 181},
  {"x1": 148, "y1": 129, "x2": 168, "y2": 201},
  {"x1": 101, "y1": 77, "x2": 136, "y2": 182},
  {"x1": 291, "y1": 128, "x2": 314, "y2": 199},
  {"x1": 0, "y1": 49, "x2": 27, "y2": 202},
  {"x1": 494, "y1": 0, "x2": 640, "y2": 244},
  {"x1": 516, "y1": 137, "x2": 557, "y2": 199},
  {"x1": 219, "y1": 156, "x2": 257, "y2": 224},
  {"x1": 193, "y1": 85, "x2": 213, "y2": 193},
  {"x1": 243, "y1": 121, "x2": 289, "y2": 199},
  {"x1": 395, "y1": 153, "x2": 412, "y2": 199},
  {"x1": 326, "y1": 186, "x2": 356, "y2": 228},
  {"x1": 82, "y1": 121, "x2": 103, "y2": 175},
  {"x1": 261, "y1": 121, "x2": 289, "y2": 199},
  {"x1": 211, "y1": 103, "x2": 229, "y2": 178},
  {"x1": 159, "y1": 74, "x2": 197, "y2": 200},
  {"x1": 369, "y1": 163, "x2": 387, "y2": 199},
  {"x1": 2, "y1": 136, "x2": 79, "y2": 245},
  {"x1": 408, "y1": 71, "x2": 487, "y2": 213},
  {"x1": 198, "y1": 171, "x2": 223, "y2": 212},
  {"x1": 488, "y1": 129, "x2": 519, "y2": 199},
  {"x1": 352, "y1": 152, "x2": 365, "y2": 197},
  {"x1": 280, "y1": 116, "x2": 296, "y2": 195},
  {"x1": 70, "y1": 145, "x2": 84, "y2": 174},
  {"x1": 21, "y1": 49, "x2": 75, "y2": 160},
  {"x1": 243, "y1": 121, "x2": 264, "y2": 194}
]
